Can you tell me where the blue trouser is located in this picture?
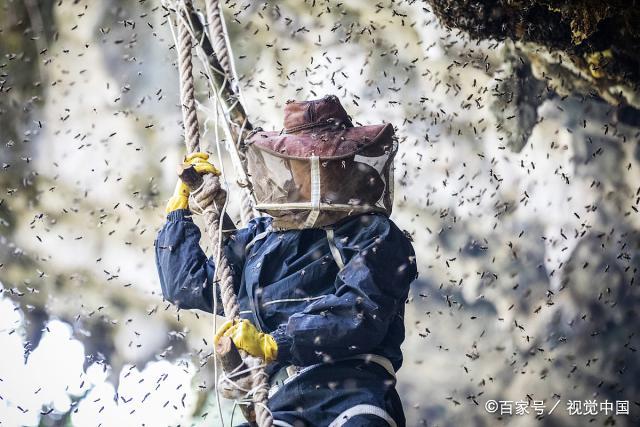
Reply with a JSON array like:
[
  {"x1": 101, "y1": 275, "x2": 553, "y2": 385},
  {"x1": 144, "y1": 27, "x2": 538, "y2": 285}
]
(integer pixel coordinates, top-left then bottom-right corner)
[{"x1": 238, "y1": 359, "x2": 404, "y2": 427}]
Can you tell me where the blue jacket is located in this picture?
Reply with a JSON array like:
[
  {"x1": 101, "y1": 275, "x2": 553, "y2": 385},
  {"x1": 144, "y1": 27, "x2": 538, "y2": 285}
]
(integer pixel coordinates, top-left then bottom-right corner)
[{"x1": 155, "y1": 210, "x2": 417, "y2": 372}]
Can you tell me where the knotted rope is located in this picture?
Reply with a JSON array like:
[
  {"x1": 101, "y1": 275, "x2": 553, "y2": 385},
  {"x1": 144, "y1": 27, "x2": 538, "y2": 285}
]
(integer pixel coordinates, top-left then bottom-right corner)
[{"x1": 172, "y1": 2, "x2": 272, "y2": 426}]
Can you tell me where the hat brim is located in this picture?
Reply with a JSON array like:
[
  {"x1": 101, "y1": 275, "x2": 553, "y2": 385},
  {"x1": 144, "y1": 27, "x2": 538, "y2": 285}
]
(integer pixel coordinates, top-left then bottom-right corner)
[{"x1": 247, "y1": 123, "x2": 394, "y2": 160}]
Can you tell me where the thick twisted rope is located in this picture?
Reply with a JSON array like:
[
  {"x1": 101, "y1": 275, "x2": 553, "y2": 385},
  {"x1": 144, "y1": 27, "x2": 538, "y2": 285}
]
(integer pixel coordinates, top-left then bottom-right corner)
[
  {"x1": 240, "y1": 190, "x2": 256, "y2": 224},
  {"x1": 177, "y1": 7, "x2": 200, "y2": 154},
  {"x1": 177, "y1": 3, "x2": 240, "y2": 319},
  {"x1": 244, "y1": 355, "x2": 272, "y2": 427},
  {"x1": 189, "y1": 177, "x2": 239, "y2": 320},
  {"x1": 204, "y1": 0, "x2": 232, "y2": 84},
  {"x1": 174, "y1": 2, "x2": 271, "y2": 426}
]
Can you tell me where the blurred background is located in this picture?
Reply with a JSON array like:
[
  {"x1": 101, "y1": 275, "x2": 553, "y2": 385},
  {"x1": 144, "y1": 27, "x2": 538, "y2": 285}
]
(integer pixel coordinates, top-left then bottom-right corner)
[{"x1": 1, "y1": 1, "x2": 639, "y2": 426}]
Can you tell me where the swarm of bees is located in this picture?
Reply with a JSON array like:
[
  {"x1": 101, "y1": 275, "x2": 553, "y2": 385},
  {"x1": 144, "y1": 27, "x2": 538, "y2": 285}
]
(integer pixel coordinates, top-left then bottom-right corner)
[{"x1": 0, "y1": 1, "x2": 638, "y2": 426}]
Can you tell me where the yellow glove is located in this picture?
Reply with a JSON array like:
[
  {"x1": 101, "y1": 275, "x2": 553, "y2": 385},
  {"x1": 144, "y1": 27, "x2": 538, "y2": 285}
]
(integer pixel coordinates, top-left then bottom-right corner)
[
  {"x1": 165, "y1": 152, "x2": 220, "y2": 214},
  {"x1": 215, "y1": 319, "x2": 278, "y2": 363}
]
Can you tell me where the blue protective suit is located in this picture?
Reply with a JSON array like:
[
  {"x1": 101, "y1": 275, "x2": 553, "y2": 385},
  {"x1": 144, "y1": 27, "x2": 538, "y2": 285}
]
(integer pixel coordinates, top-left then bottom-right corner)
[{"x1": 155, "y1": 210, "x2": 417, "y2": 426}]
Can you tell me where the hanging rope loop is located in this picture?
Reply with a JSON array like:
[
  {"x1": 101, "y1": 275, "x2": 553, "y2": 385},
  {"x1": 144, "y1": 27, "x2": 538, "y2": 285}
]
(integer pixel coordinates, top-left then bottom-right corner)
[{"x1": 168, "y1": 1, "x2": 272, "y2": 425}]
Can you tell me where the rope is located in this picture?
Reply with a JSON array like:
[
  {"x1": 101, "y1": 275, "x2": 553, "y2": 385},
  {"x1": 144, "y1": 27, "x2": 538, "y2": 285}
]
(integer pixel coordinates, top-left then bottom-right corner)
[
  {"x1": 204, "y1": 0, "x2": 232, "y2": 85},
  {"x1": 175, "y1": 0, "x2": 240, "y2": 322},
  {"x1": 199, "y1": 0, "x2": 257, "y2": 224},
  {"x1": 177, "y1": 5, "x2": 200, "y2": 154},
  {"x1": 171, "y1": 1, "x2": 272, "y2": 425},
  {"x1": 240, "y1": 190, "x2": 256, "y2": 225},
  {"x1": 181, "y1": 2, "x2": 258, "y2": 224},
  {"x1": 249, "y1": 356, "x2": 272, "y2": 427}
]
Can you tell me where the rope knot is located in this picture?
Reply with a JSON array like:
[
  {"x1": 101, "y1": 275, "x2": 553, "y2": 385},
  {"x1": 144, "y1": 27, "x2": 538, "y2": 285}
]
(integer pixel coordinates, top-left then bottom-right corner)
[{"x1": 189, "y1": 173, "x2": 227, "y2": 216}]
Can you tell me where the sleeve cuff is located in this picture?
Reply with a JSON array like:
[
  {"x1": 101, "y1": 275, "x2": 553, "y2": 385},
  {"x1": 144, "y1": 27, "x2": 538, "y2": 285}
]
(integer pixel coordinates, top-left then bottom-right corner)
[
  {"x1": 271, "y1": 325, "x2": 293, "y2": 364},
  {"x1": 166, "y1": 209, "x2": 193, "y2": 222}
]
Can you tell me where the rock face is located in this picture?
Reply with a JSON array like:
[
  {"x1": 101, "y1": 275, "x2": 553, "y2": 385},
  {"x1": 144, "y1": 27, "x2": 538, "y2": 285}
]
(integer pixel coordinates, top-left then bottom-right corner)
[
  {"x1": 489, "y1": 44, "x2": 550, "y2": 152},
  {"x1": 426, "y1": 0, "x2": 640, "y2": 110}
]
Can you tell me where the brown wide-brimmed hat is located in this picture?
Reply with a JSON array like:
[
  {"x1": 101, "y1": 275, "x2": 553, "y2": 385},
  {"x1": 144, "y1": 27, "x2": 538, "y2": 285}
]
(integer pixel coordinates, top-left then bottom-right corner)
[
  {"x1": 247, "y1": 94, "x2": 394, "y2": 159},
  {"x1": 245, "y1": 94, "x2": 397, "y2": 230}
]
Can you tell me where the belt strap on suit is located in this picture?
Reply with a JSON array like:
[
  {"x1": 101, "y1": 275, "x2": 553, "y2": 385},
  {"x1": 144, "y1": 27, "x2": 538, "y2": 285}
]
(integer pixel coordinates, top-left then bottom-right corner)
[{"x1": 268, "y1": 353, "x2": 395, "y2": 398}]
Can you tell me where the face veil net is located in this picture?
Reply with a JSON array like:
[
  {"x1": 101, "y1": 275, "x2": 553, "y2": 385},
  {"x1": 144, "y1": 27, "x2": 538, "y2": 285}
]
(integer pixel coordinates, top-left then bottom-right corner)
[{"x1": 246, "y1": 136, "x2": 398, "y2": 229}]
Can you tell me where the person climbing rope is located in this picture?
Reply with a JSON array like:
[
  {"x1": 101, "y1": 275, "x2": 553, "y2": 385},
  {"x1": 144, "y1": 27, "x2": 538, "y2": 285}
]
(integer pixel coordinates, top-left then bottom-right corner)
[{"x1": 155, "y1": 95, "x2": 418, "y2": 427}]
